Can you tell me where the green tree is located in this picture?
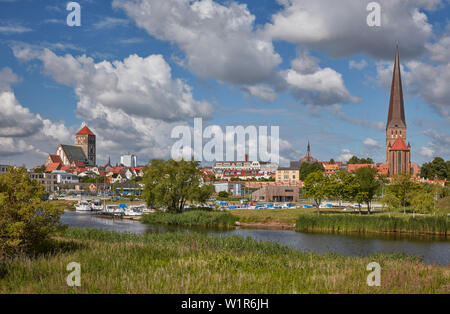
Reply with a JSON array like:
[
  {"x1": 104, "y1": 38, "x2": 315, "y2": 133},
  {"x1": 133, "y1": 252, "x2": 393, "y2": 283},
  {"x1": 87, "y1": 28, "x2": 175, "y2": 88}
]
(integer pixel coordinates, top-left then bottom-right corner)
[
  {"x1": 411, "y1": 191, "x2": 435, "y2": 215},
  {"x1": 218, "y1": 191, "x2": 229, "y2": 198},
  {"x1": 299, "y1": 162, "x2": 325, "y2": 180},
  {"x1": 142, "y1": 159, "x2": 214, "y2": 213},
  {"x1": 388, "y1": 173, "x2": 416, "y2": 214},
  {"x1": 420, "y1": 157, "x2": 449, "y2": 180},
  {"x1": 329, "y1": 171, "x2": 359, "y2": 207},
  {"x1": 0, "y1": 167, "x2": 64, "y2": 258},
  {"x1": 354, "y1": 167, "x2": 380, "y2": 214},
  {"x1": 347, "y1": 156, "x2": 374, "y2": 164},
  {"x1": 304, "y1": 171, "x2": 330, "y2": 214}
]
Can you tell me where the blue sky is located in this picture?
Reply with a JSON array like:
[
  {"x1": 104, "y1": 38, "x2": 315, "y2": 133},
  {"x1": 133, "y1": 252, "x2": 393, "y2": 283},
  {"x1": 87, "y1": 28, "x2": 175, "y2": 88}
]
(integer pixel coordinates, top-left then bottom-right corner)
[{"x1": 0, "y1": 0, "x2": 449, "y2": 167}]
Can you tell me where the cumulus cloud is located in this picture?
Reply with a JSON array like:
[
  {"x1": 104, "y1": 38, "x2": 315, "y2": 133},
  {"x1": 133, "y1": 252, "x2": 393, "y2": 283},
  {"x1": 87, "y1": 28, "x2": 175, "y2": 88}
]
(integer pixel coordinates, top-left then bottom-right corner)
[
  {"x1": 11, "y1": 47, "x2": 215, "y2": 164},
  {"x1": 113, "y1": 0, "x2": 281, "y2": 85},
  {"x1": 0, "y1": 67, "x2": 19, "y2": 91},
  {"x1": 265, "y1": 0, "x2": 439, "y2": 59},
  {"x1": 241, "y1": 84, "x2": 277, "y2": 102},
  {"x1": 338, "y1": 149, "x2": 353, "y2": 162},
  {"x1": 14, "y1": 48, "x2": 213, "y2": 122},
  {"x1": 281, "y1": 51, "x2": 358, "y2": 106}
]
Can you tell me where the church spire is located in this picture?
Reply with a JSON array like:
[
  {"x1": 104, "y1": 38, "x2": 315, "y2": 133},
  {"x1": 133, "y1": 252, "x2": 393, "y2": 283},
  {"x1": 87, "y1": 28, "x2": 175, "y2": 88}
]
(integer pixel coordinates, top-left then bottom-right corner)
[{"x1": 387, "y1": 42, "x2": 406, "y2": 129}]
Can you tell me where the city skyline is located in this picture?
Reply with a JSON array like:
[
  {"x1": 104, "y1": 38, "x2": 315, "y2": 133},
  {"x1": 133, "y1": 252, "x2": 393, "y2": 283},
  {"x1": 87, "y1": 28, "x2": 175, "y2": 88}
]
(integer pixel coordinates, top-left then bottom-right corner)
[{"x1": 0, "y1": 0, "x2": 449, "y2": 167}]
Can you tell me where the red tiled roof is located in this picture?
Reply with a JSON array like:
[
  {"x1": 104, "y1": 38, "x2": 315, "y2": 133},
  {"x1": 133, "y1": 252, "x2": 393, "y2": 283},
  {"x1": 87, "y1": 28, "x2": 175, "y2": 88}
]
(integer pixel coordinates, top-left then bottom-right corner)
[
  {"x1": 46, "y1": 162, "x2": 62, "y2": 172},
  {"x1": 347, "y1": 164, "x2": 374, "y2": 172},
  {"x1": 76, "y1": 126, "x2": 95, "y2": 136},
  {"x1": 48, "y1": 154, "x2": 62, "y2": 164},
  {"x1": 390, "y1": 137, "x2": 410, "y2": 151}
]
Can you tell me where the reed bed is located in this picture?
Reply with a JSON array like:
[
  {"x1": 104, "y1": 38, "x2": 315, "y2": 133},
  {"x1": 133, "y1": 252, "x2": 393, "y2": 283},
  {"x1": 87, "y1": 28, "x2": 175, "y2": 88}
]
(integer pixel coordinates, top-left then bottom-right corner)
[
  {"x1": 0, "y1": 228, "x2": 448, "y2": 294},
  {"x1": 141, "y1": 210, "x2": 238, "y2": 227},
  {"x1": 295, "y1": 214, "x2": 449, "y2": 236}
]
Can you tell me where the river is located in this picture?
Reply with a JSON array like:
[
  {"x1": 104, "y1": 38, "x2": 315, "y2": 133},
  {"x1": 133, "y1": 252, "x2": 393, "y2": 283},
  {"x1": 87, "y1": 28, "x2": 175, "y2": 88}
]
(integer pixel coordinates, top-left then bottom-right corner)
[{"x1": 61, "y1": 211, "x2": 450, "y2": 266}]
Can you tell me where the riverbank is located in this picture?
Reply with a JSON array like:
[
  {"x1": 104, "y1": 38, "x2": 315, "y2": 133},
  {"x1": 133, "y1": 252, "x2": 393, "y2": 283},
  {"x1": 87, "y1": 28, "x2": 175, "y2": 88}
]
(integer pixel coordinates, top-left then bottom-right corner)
[
  {"x1": 0, "y1": 228, "x2": 448, "y2": 293},
  {"x1": 141, "y1": 210, "x2": 237, "y2": 227}
]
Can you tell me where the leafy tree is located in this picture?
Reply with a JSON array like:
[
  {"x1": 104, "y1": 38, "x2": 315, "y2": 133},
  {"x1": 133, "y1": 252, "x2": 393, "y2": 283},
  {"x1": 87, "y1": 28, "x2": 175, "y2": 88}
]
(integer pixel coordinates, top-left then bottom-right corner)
[
  {"x1": 299, "y1": 162, "x2": 325, "y2": 180},
  {"x1": 142, "y1": 159, "x2": 214, "y2": 213},
  {"x1": 0, "y1": 167, "x2": 64, "y2": 258},
  {"x1": 387, "y1": 173, "x2": 415, "y2": 214},
  {"x1": 304, "y1": 171, "x2": 330, "y2": 214},
  {"x1": 347, "y1": 156, "x2": 374, "y2": 165},
  {"x1": 34, "y1": 165, "x2": 46, "y2": 173},
  {"x1": 329, "y1": 158, "x2": 335, "y2": 164},
  {"x1": 411, "y1": 191, "x2": 435, "y2": 214},
  {"x1": 208, "y1": 173, "x2": 217, "y2": 182},
  {"x1": 354, "y1": 167, "x2": 380, "y2": 214},
  {"x1": 420, "y1": 157, "x2": 449, "y2": 180},
  {"x1": 329, "y1": 171, "x2": 359, "y2": 207},
  {"x1": 218, "y1": 191, "x2": 229, "y2": 198}
]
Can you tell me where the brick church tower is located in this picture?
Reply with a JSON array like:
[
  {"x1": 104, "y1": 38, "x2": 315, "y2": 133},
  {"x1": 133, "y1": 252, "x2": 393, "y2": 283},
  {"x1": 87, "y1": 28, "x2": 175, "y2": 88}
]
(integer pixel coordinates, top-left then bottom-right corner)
[
  {"x1": 386, "y1": 43, "x2": 411, "y2": 176},
  {"x1": 75, "y1": 125, "x2": 96, "y2": 166}
]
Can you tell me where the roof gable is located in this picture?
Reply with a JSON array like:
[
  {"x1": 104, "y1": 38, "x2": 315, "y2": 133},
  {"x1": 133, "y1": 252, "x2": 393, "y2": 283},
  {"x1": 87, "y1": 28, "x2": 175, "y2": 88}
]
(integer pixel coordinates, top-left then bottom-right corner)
[
  {"x1": 389, "y1": 137, "x2": 410, "y2": 151},
  {"x1": 76, "y1": 126, "x2": 95, "y2": 136}
]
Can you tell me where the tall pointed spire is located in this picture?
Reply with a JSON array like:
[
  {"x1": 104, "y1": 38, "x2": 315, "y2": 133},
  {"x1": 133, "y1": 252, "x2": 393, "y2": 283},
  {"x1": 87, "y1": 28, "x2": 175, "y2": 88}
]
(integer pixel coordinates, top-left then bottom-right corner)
[
  {"x1": 387, "y1": 41, "x2": 406, "y2": 129},
  {"x1": 307, "y1": 141, "x2": 310, "y2": 154}
]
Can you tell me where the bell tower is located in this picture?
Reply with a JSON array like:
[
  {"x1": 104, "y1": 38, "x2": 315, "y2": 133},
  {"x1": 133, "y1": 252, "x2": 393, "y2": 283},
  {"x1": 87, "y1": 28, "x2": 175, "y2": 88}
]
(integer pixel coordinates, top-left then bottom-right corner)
[
  {"x1": 75, "y1": 125, "x2": 96, "y2": 166},
  {"x1": 386, "y1": 43, "x2": 410, "y2": 176}
]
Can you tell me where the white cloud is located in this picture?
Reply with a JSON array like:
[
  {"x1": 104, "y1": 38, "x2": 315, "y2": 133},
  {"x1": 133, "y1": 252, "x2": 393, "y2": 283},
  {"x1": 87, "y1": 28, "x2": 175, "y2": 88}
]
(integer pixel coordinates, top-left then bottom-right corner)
[
  {"x1": 265, "y1": 0, "x2": 439, "y2": 59},
  {"x1": 363, "y1": 138, "x2": 380, "y2": 147},
  {"x1": 0, "y1": 67, "x2": 19, "y2": 91},
  {"x1": 281, "y1": 51, "x2": 358, "y2": 106},
  {"x1": 12, "y1": 48, "x2": 214, "y2": 165},
  {"x1": 113, "y1": 0, "x2": 281, "y2": 85},
  {"x1": 418, "y1": 146, "x2": 434, "y2": 158},
  {"x1": 338, "y1": 148, "x2": 353, "y2": 162},
  {"x1": 241, "y1": 84, "x2": 277, "y2": 102},
  {"x1": 349, "y1": 59, "x2": 368, "y2": 70}
]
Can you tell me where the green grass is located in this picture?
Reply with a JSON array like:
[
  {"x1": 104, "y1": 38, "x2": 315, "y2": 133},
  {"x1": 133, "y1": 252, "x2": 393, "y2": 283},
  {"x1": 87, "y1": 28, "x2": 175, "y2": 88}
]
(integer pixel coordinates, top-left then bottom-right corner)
[
  {"x1": 0, "y1": 228, "x2": 448, "y2": 293},
  {"x1": 295, "y1": 214, "x2": 449, "y2": 236},
  {"x1": 141, "y1": 210, "x2": 238, "y2": 227}
]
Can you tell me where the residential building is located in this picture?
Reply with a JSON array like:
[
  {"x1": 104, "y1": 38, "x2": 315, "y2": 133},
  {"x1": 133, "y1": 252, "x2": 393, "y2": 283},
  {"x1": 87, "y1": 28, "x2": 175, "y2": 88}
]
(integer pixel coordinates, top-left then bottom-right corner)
[
  {"x1": 29, "y1": 172, "x2": 58, "y2": 193},
  {"x1": 276, "y1": 167, "x2": 300, "y2": 182},
  {"x1": 251, "y1": 186, "x2": 299, "y2": 202},
  {"x1": 52, "y1": 171, "x2": 80, "y2": 184}
]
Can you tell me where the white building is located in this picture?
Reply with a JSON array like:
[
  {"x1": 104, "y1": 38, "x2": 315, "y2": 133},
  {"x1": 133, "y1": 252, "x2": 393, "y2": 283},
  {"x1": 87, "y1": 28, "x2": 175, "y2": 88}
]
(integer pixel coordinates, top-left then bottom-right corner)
[
  {"x1": 51, "y1": 171, "x2": 80, "y2": 184},
  {"x1": 120, "y1": 154, "x2": 137, "y2": 168}
]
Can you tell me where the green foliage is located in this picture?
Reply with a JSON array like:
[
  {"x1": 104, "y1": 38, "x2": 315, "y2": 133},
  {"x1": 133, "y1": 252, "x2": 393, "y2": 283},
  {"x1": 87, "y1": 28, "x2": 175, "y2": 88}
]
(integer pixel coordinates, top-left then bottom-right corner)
[
  {"x1": 141, "y1": 210, "x2": 238, "y2": 227},
  {"x1": 411, "y1": 192, "x2": 436, "y2": 214},
  {"x1": 328, "y1": 171, "x2": 359, "y2": 206},
  {"x1": 385, "y1": 173, "x2": 415, "y2": 213},
  {"x1": 218, "y1": 191, "x2": 229, "y2": 198},
  {"x1": 295, "y1": 214, "x2": 448, "y2": 236},
  {"x1": 2, "y1": 227, "x2": 448, "y2": 293},
  {"x1": 142, "y1": 159, "x2": 214, "y2": 213},
  {"x1": 304, "y1": 171, "x2": 330, "y2": 212},
  {"x1": 354, "y1": 167, "x2": 380, "y2": 213},
  {"x1": 33, "y1": 165, "x2": 46, "y2": 173},
  {"x1": 347, "y1": 156, "x2": 374, "y2": 165},
  {"x1": 80, "y1": 176, "x2": 106, "y2": 184},
  {"x1": 299, "y1": 162, "x2": 324, "y2": 180},
  {"x1": 420, "y1": 157, "x2": 449, "y2": 180},
  {"x1": 0, "y1": 167, "x2": 64, "y2": 258}
]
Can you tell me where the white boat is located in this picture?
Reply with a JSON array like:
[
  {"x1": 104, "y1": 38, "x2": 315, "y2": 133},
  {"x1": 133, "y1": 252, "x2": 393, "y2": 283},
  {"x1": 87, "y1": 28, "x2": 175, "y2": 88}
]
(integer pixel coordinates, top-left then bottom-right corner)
[
  {"x1": 90, "y1": 199, "x2": 104, "y2": 211},
  {"x1": 75, "y1": 201, "x2": 92, "y2": 211},
  {"x1": 102, "y1": 204, "x2": 125, "y2": 216}
]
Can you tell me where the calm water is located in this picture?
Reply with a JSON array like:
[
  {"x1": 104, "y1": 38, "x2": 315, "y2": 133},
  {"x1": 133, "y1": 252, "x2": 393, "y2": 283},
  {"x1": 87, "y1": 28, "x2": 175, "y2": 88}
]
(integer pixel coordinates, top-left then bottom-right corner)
[{"x1": 61, "y1": 212, "x2": 450, "y2": 266}]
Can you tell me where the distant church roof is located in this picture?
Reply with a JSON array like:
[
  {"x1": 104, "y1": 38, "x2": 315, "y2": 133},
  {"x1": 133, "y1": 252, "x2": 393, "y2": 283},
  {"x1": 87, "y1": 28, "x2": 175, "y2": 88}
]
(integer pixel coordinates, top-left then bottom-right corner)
[
  {"x1": 60, "y1": 145, "x2": 89, "y2": 163},
  {"x1": 387, "y1": 42, "x2": 406, "y2": 129},
  {"x1": 76, "y1": 125, "x2": 95, "y2": 136},
  {"x1": 389, "y1": 137, "x2": 410, "y2": 151}
]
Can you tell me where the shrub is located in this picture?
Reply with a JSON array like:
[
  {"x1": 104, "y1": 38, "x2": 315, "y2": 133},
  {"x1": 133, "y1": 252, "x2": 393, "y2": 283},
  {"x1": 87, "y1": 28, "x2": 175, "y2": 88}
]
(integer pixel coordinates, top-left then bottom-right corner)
[{"x1": 0, "y1": 167, "x2": 64, "y2": 258}]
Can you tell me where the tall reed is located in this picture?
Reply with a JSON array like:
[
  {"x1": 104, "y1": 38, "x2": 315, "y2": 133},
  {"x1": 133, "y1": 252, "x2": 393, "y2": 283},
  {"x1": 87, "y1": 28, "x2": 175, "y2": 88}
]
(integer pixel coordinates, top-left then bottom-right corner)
[
  {"x1": 141, "y1": 210, "x2": 238, "y2": 227},
  {"x1": 295, "y1": 214, "x2": 448, "y2": 236}
]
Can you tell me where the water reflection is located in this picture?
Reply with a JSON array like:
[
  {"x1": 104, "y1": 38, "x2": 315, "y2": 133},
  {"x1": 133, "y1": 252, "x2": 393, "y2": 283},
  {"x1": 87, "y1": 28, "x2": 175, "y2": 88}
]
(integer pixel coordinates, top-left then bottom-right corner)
[{"x1": 61, "y1": 211, "x2": 449, "y2": 266}]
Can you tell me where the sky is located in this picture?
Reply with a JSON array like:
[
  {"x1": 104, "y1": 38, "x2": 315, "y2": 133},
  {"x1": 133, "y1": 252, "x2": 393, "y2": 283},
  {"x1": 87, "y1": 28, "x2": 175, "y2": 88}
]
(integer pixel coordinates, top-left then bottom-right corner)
[{"x1": 0, "y1": 0, "x2": 449, "y2": 167}]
